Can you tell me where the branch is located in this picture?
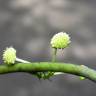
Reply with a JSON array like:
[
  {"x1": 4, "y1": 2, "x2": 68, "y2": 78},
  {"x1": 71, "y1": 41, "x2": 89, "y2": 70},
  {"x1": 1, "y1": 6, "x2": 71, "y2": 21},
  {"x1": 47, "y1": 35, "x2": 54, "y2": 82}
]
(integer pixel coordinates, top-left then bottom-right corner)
[{"x1": 0, "y1": 62, "x2": 96, "y2": 82}]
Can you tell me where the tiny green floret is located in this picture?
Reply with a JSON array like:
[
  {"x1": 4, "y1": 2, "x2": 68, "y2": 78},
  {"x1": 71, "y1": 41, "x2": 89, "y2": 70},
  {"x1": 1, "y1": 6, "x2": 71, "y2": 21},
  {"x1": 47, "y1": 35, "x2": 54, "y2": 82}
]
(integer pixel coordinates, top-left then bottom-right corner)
[
  {"x1": 3, "y1": 47, "x2": 16, "y2": 65},
  {"x1": 51, "y1": 32, "x2": 71, "y2": 49},
  {"x1": 80, "y1": 76, "x2": 85, "y2": 80}
]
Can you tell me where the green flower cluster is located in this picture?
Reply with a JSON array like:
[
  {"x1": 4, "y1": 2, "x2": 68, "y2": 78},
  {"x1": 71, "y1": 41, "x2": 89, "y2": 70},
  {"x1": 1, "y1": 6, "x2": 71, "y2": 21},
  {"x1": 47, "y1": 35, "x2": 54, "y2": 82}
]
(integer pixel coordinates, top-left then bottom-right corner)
[
  {"x1": 3, "y1": 47, "x2": 16, "y2": 65},
  {"x1": 51, "y1": 32, "x2": 71, "y2": 49}
]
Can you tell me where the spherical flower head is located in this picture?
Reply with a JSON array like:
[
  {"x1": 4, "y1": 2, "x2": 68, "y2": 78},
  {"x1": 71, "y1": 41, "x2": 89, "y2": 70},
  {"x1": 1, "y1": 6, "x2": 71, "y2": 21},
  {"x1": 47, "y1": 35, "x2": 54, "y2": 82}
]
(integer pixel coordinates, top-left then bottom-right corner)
[
  {"x1": 50, "y1": 32, "x2": 71, "y2": 49},
  {"x1": 3, "y1": 47, "x2": 16, "y2": 65}
]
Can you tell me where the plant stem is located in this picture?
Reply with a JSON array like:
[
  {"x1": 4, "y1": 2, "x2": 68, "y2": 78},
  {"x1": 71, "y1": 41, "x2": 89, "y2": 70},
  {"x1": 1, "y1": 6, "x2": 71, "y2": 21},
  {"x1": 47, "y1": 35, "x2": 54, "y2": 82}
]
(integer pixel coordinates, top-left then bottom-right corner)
[{"x1": 0, "y1": 62, "x2": 96, "y2": 82}]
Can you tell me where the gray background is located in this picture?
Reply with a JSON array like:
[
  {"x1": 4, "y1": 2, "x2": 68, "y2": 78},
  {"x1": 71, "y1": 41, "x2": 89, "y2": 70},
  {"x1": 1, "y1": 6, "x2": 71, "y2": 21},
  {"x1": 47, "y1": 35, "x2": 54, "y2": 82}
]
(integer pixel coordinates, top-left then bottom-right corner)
[{"x1": 0, "y1": 0, "x2": 96, "y2": 96}]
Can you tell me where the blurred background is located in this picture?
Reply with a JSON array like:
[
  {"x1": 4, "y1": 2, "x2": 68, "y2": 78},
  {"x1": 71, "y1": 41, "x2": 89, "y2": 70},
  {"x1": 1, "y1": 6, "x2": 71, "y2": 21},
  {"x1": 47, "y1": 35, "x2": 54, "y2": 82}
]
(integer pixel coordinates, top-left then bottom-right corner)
[{"x1": 0, "y1": 0, "x2": 96, "y2": 96}]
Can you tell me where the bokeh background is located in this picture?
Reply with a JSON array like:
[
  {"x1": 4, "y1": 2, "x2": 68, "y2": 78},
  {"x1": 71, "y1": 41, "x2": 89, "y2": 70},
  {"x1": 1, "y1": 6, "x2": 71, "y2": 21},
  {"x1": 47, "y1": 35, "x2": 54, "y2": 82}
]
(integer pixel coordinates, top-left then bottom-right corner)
[{"x1": 0, "y1": 0, "x2": 96, "y2": 96}]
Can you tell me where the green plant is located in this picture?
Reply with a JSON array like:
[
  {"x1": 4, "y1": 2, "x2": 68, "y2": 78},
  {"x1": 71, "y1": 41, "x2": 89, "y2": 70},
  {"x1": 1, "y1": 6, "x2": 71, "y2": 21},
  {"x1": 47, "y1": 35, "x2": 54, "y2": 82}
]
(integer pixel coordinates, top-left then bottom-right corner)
[{"x1": 1, "y1": 32, "x2": 96, "y2": 83}]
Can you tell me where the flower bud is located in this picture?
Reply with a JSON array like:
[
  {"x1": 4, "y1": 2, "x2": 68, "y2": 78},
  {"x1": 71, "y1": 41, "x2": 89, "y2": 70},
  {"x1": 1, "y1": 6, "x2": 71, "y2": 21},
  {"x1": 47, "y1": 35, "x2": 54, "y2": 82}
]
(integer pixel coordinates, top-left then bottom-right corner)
[
  {"x1": 50, "y1": 32, "x2": 71, "y2": 49},
  {"x1": 3, "y1": 47, "x2": 16, "y2": 65}
]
